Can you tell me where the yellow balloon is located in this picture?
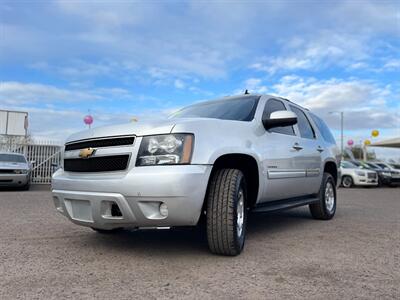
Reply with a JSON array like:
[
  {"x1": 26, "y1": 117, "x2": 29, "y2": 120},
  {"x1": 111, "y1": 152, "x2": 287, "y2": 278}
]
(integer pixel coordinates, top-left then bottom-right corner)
[
  {"x1": 371, "y1": 130, "x2": 379, "y2": 137},
  {"x1": 364, "y1": 139, "x2": 371, "y2": 146}
]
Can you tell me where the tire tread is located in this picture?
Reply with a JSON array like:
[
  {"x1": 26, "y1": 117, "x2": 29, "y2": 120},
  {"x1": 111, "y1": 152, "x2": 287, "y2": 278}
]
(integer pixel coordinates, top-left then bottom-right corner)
[{"x1": 206, "y1": 168, "x2": 244, "y2": 256}]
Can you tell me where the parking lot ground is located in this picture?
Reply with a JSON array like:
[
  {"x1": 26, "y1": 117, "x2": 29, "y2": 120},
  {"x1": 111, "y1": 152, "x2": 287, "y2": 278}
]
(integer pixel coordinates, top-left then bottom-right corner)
[{"x1": 0, "y1": 187, "x2": 399, "y2": 299}]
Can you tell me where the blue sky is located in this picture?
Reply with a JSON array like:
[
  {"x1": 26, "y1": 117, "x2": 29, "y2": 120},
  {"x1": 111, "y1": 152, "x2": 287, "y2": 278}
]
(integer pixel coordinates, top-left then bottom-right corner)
[{"x1": 0, "y1": 1, "x2": 399, "y2": 158}]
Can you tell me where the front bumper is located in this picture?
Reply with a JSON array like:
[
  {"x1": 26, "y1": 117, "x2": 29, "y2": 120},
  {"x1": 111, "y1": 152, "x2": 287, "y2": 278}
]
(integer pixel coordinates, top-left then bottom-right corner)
[
  {"x1": 353, "y1": 176, "x2": 378, "y2": 186},
  {"x1": 389, "y1": 177, "x2": 400, "y2": 185},
  {"x1": 0, "y1": 173, "x2": 29, "y2": 187},
  {"x1": 52, "y1": 165, "x2": 212, "y2": 230}
]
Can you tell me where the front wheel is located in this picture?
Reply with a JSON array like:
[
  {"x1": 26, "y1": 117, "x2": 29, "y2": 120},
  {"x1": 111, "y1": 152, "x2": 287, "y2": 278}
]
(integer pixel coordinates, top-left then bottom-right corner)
[
  {"x1": 206, "y1": 169, "x2": 247, "y2": 256},
  {"x1": 309, "y1": 172, "x2": 336, "y2": 220},
  {"x1": 341, "y1": 175, "x2": 353, "y2": 188}
]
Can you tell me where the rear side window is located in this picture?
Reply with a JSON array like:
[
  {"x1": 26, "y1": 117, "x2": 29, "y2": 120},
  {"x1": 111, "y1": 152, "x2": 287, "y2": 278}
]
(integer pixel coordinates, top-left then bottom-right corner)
[
  {"x1": 262, "y1": 99, "x2": 295, "y2": 135},
  {"x1": 289, "y1": 105, "x2": 316, "y2": 139},
  {"x1": 310, "y1": 113, "x2": 336, "y2": 144}
]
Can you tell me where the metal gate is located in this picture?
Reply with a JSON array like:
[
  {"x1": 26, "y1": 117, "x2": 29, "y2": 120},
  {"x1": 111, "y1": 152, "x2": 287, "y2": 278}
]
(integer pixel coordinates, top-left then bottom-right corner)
[{"x1": 0, "y1": 141, "x2": 62, "y2": 184}]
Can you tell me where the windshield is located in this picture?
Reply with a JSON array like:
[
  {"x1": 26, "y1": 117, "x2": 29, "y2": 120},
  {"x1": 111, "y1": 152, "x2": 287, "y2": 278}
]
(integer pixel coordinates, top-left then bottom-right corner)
[
  {"x1": 341, "y1": 161, "x2": 357, "y2": 168},
  {"x1": 170, "y1": 96, "x2": 260, "y2": 121},
  {"x1": 358, "y1": 161, "x2": 371, "y2": 169},
  {"x1": 0, "y1": 154, "x2": 26, "y2": 163},
  {"x1": 366, "y1": 162, "x2": 380, "y2": 169},
  {"x1": 376, "y1": 163, "x2": 389, "y2": 169}
]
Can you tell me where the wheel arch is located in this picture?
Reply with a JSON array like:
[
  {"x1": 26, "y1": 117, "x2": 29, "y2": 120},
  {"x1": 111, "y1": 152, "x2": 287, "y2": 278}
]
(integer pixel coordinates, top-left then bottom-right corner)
[
  {"x1": 206, "y1": 153, "x2": 260, "y2": 209},
  {"x1": 323, "y1": 160, "x2": 338, "y2": 185}
]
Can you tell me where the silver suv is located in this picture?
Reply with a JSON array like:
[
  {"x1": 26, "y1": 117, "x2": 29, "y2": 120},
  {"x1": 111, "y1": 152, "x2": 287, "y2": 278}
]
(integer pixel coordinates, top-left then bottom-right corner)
[{"x1": 52, "y1": 94, "x2": 340, "y2": 256}]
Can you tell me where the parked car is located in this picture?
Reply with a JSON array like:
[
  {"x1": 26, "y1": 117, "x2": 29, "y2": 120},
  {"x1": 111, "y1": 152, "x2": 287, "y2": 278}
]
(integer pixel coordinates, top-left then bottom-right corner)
[
  {"x1": 390, "y1": 163, "x2": 400, "y2": 170},
  {"x1": 340, "y1": 161, "x2": 378, "y2": 188},
  {"x1": 52, "y1": 94, "x2": 340, "y2": 256},
  {"x1": 372, "y1": 162, "x2": 400, "y2": 186},
  {"x1": 362, "y1": 162, "x2": 393, "y2": 186},
  {"x1": 0, "y1": 152, "x2": 31, "y2": 190}
]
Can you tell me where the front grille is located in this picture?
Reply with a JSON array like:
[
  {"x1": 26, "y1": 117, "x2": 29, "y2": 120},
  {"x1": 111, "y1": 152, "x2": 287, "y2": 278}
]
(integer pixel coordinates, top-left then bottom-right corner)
[
  {"x1": 64, "y1": 155, "x2": 130, "y2": 172},
  {"x1": 0, "y1": 169, "x2": 14, "y2": 174},
  {"x1": 367, "y1": 173, "x2": 377, "y2": 179},
  {"x1": 65, "y1": 136, "x2": 135, "y2": 151}
]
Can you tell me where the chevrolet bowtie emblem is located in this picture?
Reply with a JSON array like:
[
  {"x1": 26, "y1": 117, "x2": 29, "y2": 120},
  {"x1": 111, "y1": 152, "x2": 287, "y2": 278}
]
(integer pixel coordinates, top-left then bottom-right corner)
[{"x1": 79, "y1": 147, "x2": 96, "y2": 159}]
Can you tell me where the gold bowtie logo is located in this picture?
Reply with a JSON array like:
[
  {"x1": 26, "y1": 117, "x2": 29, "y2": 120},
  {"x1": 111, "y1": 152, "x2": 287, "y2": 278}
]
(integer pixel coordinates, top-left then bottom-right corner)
[{"x1": 79, "y1": 147, "x2": 96, "y2": 159}]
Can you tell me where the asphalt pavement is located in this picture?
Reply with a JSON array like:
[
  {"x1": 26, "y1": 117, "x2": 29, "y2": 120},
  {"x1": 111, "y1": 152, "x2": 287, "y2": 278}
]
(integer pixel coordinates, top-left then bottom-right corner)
[{"x1": 0, "y1": 186, "x2": 399, "y2": 299}]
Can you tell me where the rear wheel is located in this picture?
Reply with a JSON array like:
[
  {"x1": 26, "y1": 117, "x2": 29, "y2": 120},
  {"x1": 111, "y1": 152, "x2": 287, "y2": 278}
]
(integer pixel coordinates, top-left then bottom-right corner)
[
  {"x1": 341, "y1": 175, "x2": 353, "y2": 188},
  {"x1": 206, "y1": 169, "x2": 247, "y2": 256},
  {"x1": 310, "y1": 172, "x2": 336, "y2": 220}
]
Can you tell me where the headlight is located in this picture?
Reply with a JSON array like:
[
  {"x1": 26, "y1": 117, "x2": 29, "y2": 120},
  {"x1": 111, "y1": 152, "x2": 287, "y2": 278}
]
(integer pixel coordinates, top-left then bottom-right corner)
[
  {"x1": 14, "y1": 169, "x2": 29, "y2": 174},
  {"x1": 355, "y1": 170, "x2": 366, "y2": 176},
  {"x1": 382, "y1": 172, "x2": 391, "y2": 177},
  {"x1": 136, "y1": 134, "x2": 194, "y2": 166}
]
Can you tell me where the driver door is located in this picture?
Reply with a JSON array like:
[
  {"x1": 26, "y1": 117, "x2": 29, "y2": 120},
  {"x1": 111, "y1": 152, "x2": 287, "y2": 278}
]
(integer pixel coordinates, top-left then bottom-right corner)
[{"x1": 258, "y1": 98, "x2": 307, "y2": 202}]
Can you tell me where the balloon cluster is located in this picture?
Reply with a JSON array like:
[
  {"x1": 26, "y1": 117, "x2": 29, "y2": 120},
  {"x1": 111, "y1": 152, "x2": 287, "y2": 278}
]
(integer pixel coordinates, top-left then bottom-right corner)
[{"x1": 347, "y1": 130, "x2": 379, "y2": 148}]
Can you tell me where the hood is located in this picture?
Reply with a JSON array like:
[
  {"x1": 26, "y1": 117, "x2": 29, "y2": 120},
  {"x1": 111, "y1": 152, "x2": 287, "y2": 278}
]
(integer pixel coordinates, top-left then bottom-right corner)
[
  {"x1": 0, "y1": 161, "x2": 29, "y2": 170},
  {"x1": 66, "y1": 119, "x2": 177, "y2": 143}
]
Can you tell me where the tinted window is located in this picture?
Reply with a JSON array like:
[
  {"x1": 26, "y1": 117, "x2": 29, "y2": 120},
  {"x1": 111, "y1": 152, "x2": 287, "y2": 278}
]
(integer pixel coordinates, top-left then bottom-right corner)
[
  {"x1": 0, "y1": 154, "x2": 26, "y2": 163},
  {"x1": 262, "y1": 99, "x2": 295, "y2": 135},
  {"x1": 171, "y1": 96, "x2": 260, "y2": 121},
  {"x1": 310, "y1": 113, "x2": 336, "y2": 144},
  {"x1": 290, "y1": 106, "x2": 315, "y2": 139}
]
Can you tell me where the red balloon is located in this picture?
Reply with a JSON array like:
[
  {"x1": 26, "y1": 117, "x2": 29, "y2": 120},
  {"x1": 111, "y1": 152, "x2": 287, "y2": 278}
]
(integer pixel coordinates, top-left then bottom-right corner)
[
  {"x1": 84, "y1": 115, "x2": 93, "y2": 125},
  {"x1": 347, "y1": 139, "x2": 354, "y2": 146}
]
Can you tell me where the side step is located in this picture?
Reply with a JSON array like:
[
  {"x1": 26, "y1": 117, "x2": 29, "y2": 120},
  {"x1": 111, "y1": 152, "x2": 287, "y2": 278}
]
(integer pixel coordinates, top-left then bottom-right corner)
[{"x1": 251, "y1": 195, "x2": 319, "y2": 213}]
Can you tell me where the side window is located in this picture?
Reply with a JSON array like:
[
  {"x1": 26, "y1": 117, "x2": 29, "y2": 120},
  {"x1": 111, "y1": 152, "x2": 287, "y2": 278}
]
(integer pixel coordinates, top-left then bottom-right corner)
[
  {"x1": 263, "y1": 99, "x2": 295, "y2": 135},
  {"x1": 289, "y1": 105, "x2": 316, "y2": 139},
  {"x1": 310, "y1": 113, "x2": 336, "y2": 144}
]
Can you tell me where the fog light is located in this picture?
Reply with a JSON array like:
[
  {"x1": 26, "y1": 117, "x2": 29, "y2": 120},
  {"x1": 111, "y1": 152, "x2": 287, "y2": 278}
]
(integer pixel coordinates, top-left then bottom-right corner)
[{"x1": 159, "y1": 203, "x2": 168, "y2": 217}]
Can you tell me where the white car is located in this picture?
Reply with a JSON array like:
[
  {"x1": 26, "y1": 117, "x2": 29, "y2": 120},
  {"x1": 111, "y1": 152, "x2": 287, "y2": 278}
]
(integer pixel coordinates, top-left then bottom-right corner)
[
  {"x1": 0, "y1": 152, "x2": 31, "y2": 190},
  {"x1": 340, "y1": 161, "x2": 378, "y2": 188}
]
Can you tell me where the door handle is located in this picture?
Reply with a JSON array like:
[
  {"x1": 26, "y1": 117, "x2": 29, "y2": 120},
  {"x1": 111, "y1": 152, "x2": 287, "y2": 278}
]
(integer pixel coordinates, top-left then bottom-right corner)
[
  {"x1": 292, "y1": 143, "x2": 303, "y2": 151},
  {"x1": 317, "y1": 146, "x2": 324, "y2": 153}
]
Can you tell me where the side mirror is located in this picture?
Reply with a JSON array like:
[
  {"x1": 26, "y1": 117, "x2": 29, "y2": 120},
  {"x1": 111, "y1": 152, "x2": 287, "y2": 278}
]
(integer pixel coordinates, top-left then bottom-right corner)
[
  {"x1": 30, "y1": 160, "x2": 36, "y2": 165},
  {"x1": 262, "y1": 110, "x2": 298, "y2": 130}
]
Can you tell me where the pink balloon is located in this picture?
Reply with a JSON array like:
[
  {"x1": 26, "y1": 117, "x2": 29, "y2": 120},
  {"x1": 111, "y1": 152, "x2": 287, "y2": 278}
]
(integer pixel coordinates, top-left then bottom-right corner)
[
  {"x1": 84, "y1": 115, "x2": 93, "y2": 125},
  {"x1": 347, "y1": 139, "x2": 354, "y2": 146}
]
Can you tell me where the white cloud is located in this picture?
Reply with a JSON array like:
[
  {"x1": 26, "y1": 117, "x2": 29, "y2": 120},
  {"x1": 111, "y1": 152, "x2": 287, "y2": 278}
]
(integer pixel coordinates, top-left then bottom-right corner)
[
  {"x1": 174, "y1": 79, "x2": 185, "y2": 89},
  {"x1": 383, "y1": 59, "x2": 400, "y2": 70},
  {"x1": 250, "y1": 32, "x2": 371, "y2": 74},
  {"x1": 0, "y1": 81, "x2": 136, "y2": 106},
  {"x1": 269, "y1": 76, "x2": 399, "y2": 130},
  {"x1": 242, "y1": 78, "x2": 268, "y2": 94}
]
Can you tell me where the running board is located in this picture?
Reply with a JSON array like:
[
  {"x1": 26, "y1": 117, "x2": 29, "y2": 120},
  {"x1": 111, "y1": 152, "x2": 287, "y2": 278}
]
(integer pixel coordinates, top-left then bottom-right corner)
[{"x1": 252, "y1": 196, "x2": 319, "y2": 213}]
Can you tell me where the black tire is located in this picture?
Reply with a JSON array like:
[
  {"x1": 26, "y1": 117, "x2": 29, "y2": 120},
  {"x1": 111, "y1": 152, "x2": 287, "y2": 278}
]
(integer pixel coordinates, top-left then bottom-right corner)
[
  {"x1": 309, "y1": 172, "x2": 336, "y2": 220},
  {"x1": 206, "y1": 169, "x2": 247, "y2": 256},
  {"x1": 341, "y1": 175, "x2": 353, "y2": 188},
  {"x1": 91, "y1": 228, "x2": 122, "y2": 234}
]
